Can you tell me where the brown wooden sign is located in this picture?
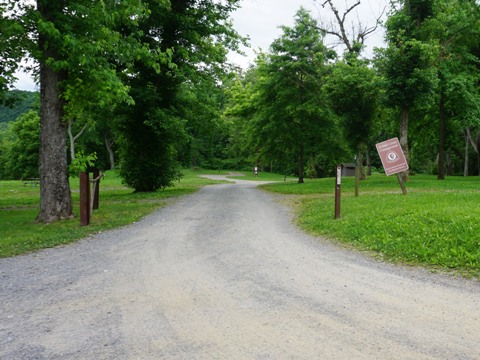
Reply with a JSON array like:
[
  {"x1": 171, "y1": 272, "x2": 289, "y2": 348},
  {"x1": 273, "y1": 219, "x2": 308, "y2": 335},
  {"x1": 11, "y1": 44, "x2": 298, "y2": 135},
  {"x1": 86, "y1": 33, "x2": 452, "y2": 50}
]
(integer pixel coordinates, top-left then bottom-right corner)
[{"x1": 376, "y1": 137, "x2": 409, "y2": 176}]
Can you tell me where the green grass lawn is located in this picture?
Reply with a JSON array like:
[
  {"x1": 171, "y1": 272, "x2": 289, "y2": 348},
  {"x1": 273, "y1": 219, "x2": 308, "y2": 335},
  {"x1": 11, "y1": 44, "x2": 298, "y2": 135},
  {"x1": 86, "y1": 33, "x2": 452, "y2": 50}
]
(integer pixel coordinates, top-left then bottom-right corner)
[
  {"x1": 261, "y1": 173, "x2": 480, "y2": 278},
  {"x1": 0, "y1": 169, "x2": 226, "y2": 258}
]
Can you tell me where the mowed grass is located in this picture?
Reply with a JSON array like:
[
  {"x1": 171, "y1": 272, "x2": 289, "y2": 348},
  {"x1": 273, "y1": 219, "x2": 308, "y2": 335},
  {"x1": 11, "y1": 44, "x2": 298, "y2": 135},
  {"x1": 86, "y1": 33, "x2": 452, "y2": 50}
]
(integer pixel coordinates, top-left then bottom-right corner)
[
  {"x1": 262, "y1": 173, "x2": 480, "y2": 278},
  {"x1": 0, "y1": 169, "x2": 226, "y2": 258}
]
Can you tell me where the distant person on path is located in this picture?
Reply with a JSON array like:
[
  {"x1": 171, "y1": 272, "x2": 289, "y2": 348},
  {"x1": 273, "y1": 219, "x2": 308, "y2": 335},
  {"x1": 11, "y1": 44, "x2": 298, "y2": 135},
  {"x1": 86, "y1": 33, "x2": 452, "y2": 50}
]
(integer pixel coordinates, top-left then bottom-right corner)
[{"x1": 254, "y1": 166, "x2": 258, "y2": 177}]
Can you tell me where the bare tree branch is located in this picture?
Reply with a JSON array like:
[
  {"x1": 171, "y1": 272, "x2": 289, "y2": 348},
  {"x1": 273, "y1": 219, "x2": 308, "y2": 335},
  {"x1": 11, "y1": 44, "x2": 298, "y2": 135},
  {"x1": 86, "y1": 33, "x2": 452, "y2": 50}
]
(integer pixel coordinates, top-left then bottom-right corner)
[
  {"x1": 466, "y1": 127, "x2": 479, "y2": 153},
  {"x1": 68, "y1": 118, "x2": 88, "y2": 161},
  {"x1": 316, "y1": 0, "x2": 386, "y2": 54}
]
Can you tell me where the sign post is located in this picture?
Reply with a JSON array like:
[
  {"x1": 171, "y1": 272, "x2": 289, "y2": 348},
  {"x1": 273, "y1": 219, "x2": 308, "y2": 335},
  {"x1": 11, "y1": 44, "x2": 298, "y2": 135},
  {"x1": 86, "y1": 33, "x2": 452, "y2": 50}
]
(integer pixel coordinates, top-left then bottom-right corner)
[
  {"x1": 79, "y1": 170, "x2": 103, "y2": 226},
  {"x1": 79, "y1": 172, "x2": 90, "y2": 226},
  {"x1": 334, "y1": 164, "x2": 342, "y2": 219},
  {"x1": 395, "y1": 173, "x2": 407, "y2": 195},
  {"x1": 375, "y1": 137, "x2": 409, "y2": 195}
]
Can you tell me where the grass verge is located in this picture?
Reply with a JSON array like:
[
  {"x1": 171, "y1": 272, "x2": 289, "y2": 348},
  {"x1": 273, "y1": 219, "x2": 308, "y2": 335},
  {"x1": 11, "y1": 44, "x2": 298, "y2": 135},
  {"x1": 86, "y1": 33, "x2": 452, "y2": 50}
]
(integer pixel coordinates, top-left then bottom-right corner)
[
  {"x1": 261, "y1": 173, "x2": 480, "y2": 279},
  {"x1": 0, "y1": 169, "x2": 225, "y2": 258}
]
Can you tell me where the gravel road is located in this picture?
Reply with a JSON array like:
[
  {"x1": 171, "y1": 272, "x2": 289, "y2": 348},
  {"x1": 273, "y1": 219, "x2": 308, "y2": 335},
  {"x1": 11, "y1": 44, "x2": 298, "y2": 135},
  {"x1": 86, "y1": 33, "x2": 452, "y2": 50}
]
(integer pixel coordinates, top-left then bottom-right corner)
[{"x1": 1, "y1": 176, "x2": 479, "y2": 359}]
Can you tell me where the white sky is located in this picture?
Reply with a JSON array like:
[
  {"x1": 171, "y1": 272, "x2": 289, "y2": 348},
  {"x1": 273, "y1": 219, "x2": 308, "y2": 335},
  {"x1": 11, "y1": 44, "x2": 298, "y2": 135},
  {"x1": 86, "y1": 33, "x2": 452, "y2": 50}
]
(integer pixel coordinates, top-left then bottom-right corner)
[
  {"x1": 13, "y1": 0, "x2": 390, "y2": 91},
  {"x1": 229, "y1": 0, "x2": 390, "y2": 68}
]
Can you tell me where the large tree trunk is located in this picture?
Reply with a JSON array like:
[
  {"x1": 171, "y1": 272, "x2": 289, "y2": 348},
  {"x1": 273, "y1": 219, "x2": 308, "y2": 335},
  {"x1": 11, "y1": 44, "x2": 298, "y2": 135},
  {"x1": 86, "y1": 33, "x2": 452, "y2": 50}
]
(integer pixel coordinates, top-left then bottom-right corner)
[
  {"x1": 437, "y1": 91, "x2": 446, "y2": 180},
  {"x1": 399, "y1": 106, "x2": 410, "y2": 181},
  {"x1": 37, "y1": 0, "x2": 74, "y2": 223}
]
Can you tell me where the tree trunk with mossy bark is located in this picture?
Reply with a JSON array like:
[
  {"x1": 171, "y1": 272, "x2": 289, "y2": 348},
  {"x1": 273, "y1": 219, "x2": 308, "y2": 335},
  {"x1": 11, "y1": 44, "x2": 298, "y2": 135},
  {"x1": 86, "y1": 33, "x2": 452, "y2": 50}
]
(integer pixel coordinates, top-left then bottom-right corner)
[{"x1": 36, "y1": 0, "x2": 73, "y2": 223}]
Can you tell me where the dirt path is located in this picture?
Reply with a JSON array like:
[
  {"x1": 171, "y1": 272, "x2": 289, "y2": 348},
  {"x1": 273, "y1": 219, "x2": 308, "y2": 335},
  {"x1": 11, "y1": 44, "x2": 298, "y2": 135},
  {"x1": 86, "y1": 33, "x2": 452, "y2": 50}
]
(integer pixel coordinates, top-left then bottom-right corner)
[{"x1": 1, "y1": 176, "x2": 479, "y2": 359}]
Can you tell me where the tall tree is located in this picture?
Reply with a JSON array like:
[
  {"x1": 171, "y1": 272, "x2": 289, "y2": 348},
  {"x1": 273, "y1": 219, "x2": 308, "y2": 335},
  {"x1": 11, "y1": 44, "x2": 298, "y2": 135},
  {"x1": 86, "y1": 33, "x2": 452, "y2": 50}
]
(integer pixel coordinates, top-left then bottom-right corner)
[
  {"x1": 36, "y1": 0, "x2": 74, "y2": 222},
  {"x1": 325, "y1": 58, "x2": 379, "y2": 195},
  {"x1": 377, "y1": 0, "x2": 437, "y2": 181},
  {"x1": 0, "y1": 110, "x2": 39, "y2": 179},
  {"x1": 117, "y1": 0, "x2": 243, "y2": 191},
  {"x1": 316, "y1": 0, "x2": 382, "y2": 193},
  {"x1": 222, "y1": 68, "x2": 263, "y2": 171},
  {"x1": 253, "y1": 8, "x2": 334, "y2": 183},
  {"x1": 176, "y1": 79, "x2": 233, "y2": 169},
  {"x1": 426, "y1": 0, "x2": 480, "y2": 179},
  {"x1": 3, "y1": 0, "x2": 158, "y2": 222}
]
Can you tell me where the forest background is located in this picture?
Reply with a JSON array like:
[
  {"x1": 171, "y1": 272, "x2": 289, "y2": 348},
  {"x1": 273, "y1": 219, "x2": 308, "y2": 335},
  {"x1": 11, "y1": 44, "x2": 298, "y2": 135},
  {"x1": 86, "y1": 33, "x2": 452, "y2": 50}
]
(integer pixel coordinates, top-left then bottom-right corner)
[{"x1": 1, "y1": 0, "x2": 480, "y2": 223}]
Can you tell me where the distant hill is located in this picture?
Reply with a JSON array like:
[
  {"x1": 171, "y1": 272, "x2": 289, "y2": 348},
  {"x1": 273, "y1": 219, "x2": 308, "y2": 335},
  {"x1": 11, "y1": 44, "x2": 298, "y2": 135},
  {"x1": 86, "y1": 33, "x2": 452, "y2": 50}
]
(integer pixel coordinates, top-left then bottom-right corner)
[{"x1": 0, "y1": 90, "x2": 39, "y2": 123}]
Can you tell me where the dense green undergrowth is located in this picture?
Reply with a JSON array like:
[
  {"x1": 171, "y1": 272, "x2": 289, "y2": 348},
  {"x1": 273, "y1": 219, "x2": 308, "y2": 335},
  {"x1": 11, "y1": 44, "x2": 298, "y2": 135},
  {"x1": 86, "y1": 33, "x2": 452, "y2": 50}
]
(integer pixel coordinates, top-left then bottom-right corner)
[{"x1": 262, "y1": 173, "x2": 480, "y2": 278}]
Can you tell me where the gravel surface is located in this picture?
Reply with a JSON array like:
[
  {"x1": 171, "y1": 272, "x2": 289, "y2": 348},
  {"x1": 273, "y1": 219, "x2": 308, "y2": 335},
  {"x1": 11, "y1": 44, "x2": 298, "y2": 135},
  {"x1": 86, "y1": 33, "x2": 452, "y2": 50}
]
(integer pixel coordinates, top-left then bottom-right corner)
[{"x1": 1, "y1": 176, "x2": 479, "y2": 359}]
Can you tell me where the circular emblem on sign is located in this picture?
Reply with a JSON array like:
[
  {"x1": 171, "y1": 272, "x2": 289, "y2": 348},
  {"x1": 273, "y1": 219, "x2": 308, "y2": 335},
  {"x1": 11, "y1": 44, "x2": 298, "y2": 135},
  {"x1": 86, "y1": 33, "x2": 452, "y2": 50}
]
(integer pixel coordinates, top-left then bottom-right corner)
[{"x1": 386, "y1": 151, "x2": 399, "y2": 163}]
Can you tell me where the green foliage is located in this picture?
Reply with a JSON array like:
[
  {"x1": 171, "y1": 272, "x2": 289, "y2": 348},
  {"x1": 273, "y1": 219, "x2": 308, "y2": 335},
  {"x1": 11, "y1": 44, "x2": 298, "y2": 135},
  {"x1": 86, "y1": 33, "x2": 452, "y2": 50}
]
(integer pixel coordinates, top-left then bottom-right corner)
[
  {"x1": 5, "y1": 0, "x2": 176, "y2": 222},
  {"x1": 32, "y1": 0, "x2": 160, "y2": 111},
  {"x1": 176, "y1": 80, "x2": 233, "y2": 169},
  {"x1": 377, "y1": 0, "x2": 438, "y2": 111},
  {"x1": 373, "y1": 0, "x2": 480, "y2": 179},
  {"x1": 422, "y1": 0, "x2": 480, "y2": 178},
  {"x1": 376, "y1": 38, "x2": 437, "y2": 110},
  {"x1": 116, "y1": 79, "x2": 188, "y2": 192},
  {"x1": 68, "y1": 151, "x2": 97, "y2": 176},
  {"x1": 0, "y1": 91, "x2": 39, "y2": 123},
  {"x1": 248, "y1": 8, "x2": 336, "y2": 181},
  {"x1": 222, "y1": 70, "x2": 263, "y2": 170},
  {"x1": 0, "y1": 110, "x2": 39, "y2": 179},
  {"x1": 325, "y1": 59, "x2": 379, "y2": 151},
  {"x1": 119, "y1": 134, "x2": 182, "y2": 192},
  {"x1": 117, "y1": 0, "x2": 243, "y2": 192},
  {"x1": 0, "y1": 2, "x2": 27, "y2": 98}
]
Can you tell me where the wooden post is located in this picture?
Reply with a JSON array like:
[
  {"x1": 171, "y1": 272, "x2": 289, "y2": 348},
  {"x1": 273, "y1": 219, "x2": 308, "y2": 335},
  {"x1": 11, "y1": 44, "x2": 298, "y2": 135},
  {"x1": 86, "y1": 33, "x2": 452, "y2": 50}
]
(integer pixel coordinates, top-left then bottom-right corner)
[
  {"x1": 354, "y1": 154, "x2": 360, "y2": 197},
  {"x1": 396, "y1": 172, "x2": 408, "y2": 195},
  {"x1": 79, "y1": 172, "x2": 90, "y2": 226},
  {"x1": 334, "y1": 165, "x2": 342, "y2": 219}
]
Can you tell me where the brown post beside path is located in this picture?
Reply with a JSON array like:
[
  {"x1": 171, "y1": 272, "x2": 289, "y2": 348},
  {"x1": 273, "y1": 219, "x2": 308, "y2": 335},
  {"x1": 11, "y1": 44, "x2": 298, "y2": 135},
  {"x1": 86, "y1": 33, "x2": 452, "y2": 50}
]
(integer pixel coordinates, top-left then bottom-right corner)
[
  {"x1": 396, "y1": 173, "x2": 408, "y2": 195},
  {"x1": 79, "y1": 172, "x2": 90, "y2": 226},
  {"x1": 334, "y1": 164, "x2": 342, "y2": 219}
]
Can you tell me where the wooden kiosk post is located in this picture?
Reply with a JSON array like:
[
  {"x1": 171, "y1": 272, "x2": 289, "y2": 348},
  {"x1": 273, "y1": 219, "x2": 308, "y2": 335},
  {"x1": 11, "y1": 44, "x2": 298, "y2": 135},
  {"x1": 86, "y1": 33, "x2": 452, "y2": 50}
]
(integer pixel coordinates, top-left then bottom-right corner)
[{"x1": 79, "y1": 172, "x2": 90, "y2": 226}]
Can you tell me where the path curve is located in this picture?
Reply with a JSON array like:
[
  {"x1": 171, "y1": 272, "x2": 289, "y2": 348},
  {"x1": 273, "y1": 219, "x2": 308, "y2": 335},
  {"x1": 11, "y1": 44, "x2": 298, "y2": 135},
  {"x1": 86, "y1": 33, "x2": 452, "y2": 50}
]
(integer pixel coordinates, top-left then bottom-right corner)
[{"x1": 1, "y1": 176, "x2": 479, "y2": 359}]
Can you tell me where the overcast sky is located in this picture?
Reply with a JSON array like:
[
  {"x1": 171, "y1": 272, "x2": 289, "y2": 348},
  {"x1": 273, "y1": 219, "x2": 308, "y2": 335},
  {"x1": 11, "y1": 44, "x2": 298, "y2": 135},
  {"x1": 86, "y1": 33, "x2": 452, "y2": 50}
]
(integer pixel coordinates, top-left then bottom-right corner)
[
  {"x1": 14, "y1": 0, "x2": 390, "y2": 91},
  {"x1": 229, "y1": 0, "x2": 390, "y2": 68}
]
